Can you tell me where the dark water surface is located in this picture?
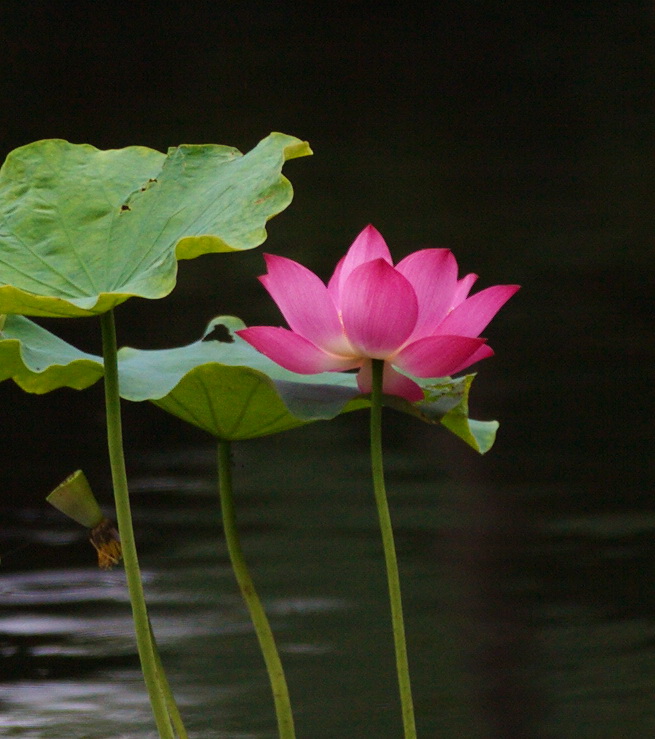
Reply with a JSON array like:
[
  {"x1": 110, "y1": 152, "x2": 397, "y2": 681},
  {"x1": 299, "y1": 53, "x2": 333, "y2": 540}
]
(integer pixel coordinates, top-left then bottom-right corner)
[{"x1": 1, "y1": 389, "x2": 654, "y2": 738}]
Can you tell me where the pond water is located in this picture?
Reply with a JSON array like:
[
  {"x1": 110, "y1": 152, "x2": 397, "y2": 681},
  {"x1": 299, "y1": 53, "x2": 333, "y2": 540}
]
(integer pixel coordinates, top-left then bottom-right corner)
[
  {"x1": 2, "y1": 422, "x2": 502, "y2": 738},
  {"x1": 1, "y1": 367, "x2": 654, "y2": 738}
]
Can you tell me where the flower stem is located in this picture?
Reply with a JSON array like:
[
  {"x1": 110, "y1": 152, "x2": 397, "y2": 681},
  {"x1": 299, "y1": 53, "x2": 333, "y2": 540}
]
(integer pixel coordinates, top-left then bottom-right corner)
[
  {"x1": 370, "y1": 359, "x2": 417, "y2": 739},
  {"x1": 100, "y1": 309, "x2": 178, "y2": 739},
  {"x1": 148, "y1": 618, "x2": 189, "y2": 739},
  {"x1": 217, "y1": 439, "x2": 296, "y2": 739}
]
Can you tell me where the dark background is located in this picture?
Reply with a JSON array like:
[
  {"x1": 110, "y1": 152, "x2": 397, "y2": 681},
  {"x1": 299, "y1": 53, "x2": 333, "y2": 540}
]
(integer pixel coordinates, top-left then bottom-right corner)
[{"x1": 0, "y1": 3, "x2": 654, "y2": 736}]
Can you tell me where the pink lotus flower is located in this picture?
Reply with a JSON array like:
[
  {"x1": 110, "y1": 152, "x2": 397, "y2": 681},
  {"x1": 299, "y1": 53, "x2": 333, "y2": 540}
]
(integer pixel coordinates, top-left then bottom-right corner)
[{"x1": 237, "y1": 225, "x2": 520, "y2": 402}]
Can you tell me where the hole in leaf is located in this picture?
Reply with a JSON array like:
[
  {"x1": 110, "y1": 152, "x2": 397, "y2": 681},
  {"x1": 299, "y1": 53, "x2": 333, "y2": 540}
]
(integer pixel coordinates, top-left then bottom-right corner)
[
  {"x1": 140, "y1": 178, "x2": 158, "y2": 192},
  {"x1": 203, "y1": 324, "x2": 234, "y2": 343}
]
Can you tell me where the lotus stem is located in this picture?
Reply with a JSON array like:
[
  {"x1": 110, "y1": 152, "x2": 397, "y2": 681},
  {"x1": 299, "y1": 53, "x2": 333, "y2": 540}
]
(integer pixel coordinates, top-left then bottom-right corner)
[
  {"x1": 370, "y1": 358, "x2": 417, "y2": 738},
  {"x1": 148, "y1": 618, "x2": 189, "y2": 739},
  {"x1": 217, "y1": 439, "x2": 296, "y2": 739},
  {"x1": 100, "y1": 309, "x2": 180, "y2": 739}
]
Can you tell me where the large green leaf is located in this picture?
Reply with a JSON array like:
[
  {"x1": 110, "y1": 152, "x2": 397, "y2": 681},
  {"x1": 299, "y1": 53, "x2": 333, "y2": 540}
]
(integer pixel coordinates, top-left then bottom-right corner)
[
  {"x1": 0, "y1": 134, "x2": 311, "y2": 317},
  {"x1": 117, "y1": 316, "x2": 498, "y2": 451},
  {"x1": 117, "y1": 316, "x2": 361, "y2": 440},
  {"x1": 0, "y1": 314, "x2": 103, "y2": 392},
  {"x1": 0, "y1": 311, "x2": 498, "y2": 450}
]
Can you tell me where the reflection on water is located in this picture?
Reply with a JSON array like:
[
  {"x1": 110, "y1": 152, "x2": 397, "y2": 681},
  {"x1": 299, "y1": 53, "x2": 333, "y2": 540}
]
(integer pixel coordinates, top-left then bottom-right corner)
[{"x1": 1, "y1": 420, "x2": 655, "y2": 737}]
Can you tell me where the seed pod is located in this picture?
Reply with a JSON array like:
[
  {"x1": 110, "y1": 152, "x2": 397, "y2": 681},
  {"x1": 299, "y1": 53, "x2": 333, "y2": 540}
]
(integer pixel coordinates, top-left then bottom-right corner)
[
  {"x1": 47, "y1": 470, "x2": 103, "y2": 528},
  {"x1": 46, "y1": 470, "x2": 123, "y2": 569}
]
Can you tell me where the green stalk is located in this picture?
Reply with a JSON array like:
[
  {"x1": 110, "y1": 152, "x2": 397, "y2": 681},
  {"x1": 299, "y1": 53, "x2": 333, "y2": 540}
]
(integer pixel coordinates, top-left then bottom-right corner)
[
  {"x1": 217, "y1": 439, "x2": 296, "y2": 739},
  {"x1": 149, "y1": 619, "x2": 189, "y2": 739},
  {"x1": 370, "y1": 359, "x2": 417, "y2": 738},
  {"x1": 100, "y1": 309, "x2": 178, "y2": 739}
]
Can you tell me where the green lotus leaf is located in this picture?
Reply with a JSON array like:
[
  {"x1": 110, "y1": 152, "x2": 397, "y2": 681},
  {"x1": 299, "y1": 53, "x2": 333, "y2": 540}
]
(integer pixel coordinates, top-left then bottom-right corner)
[
  {"x1": 0, "y1": 134, "x2": 311, "y2": 317},
  {"x1": 116, "y1": 316, "x2": 498, "y2": 451},
  {"x1": 389, "y1": 374, "x2": 499, "y2": 454},
  {"x1": 117, "y1": 316, "x2": 362, "y2": 440},
  {"x1": 0, "y1": 314, "x2": 103, "y2": 392}
]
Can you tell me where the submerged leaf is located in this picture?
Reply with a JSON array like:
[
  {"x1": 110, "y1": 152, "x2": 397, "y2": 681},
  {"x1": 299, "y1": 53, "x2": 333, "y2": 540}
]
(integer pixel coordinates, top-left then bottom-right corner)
[
  {"x1": 0, "y1": 134, "x2": 311, "y2": 317},
  {"x1": 0, "y1": 314, "x2": 103, "y2": 392}
]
